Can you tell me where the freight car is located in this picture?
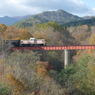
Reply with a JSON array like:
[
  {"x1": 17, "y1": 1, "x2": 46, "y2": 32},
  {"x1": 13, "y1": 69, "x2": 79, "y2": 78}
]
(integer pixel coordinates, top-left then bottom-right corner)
[{"x1": 10, "y1": 38, "x2": 46, "y2": 47}]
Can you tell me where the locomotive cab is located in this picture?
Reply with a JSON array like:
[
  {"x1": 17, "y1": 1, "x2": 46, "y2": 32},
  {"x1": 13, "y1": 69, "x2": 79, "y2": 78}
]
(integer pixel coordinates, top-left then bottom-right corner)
[
  {"x1": 30, "y1": 38, "x2": 46, "y2": 46},
  {"x1": 30, "y1": 38, "x2": 36, "y2": 43}
]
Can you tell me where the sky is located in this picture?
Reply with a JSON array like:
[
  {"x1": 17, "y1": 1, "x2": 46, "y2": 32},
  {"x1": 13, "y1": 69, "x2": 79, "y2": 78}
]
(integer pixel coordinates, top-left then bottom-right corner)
[{"x1": 0, "y1": 0, "x2": 95, "y2": 17}]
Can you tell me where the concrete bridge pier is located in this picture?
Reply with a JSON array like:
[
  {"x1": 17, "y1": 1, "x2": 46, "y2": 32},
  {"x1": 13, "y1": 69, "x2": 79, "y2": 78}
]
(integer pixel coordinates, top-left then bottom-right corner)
[{"x1": 64, "y1": 50, "x2": 70, "y2": 68}]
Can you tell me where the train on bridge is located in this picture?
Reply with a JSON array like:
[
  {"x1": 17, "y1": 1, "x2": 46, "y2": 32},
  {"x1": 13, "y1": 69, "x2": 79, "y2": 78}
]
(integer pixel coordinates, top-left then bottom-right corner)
[
  {"x1": 5, "y1": 38, "x2": 46, "y2": 47},
  {"x1": 4, "y1": 37, "x2": 95, "y2": 50}
]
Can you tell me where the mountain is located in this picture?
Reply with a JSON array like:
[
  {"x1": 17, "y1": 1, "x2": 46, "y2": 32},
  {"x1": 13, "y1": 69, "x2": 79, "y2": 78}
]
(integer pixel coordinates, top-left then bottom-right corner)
[
  {"x1": 13, "y1": 9, "x2": 84, "y2": 28},
  {"x1": 82, "y1": 16, "x2": 95, "y2": 19},
  {"x1": 0, "y1": 15, "x2": 31, "y2": 26},
  {"x1": 63, "y1": 17, "x2": 95, "y2": 27}
]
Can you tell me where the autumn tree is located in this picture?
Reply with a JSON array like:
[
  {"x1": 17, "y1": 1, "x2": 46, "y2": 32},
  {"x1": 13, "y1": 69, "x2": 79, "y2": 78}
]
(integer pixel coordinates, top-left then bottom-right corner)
[
  {"x1": 4, "y1": 26, "x2": 33, "y2": 40},
  {"x1": 0, "y1": 24, "x2": 7, "y2": 36},
  {"x1": 33, "y1": 61, "x2": 65, "y2": 95},
  {"x1": 7, "y1": 74, "x2": 25, "y2": 95},
  {"x1": 2, "y1": 51, "x2": 41, "y2": 94},
  {"x1": 19, "y1": 28, "x2": 33, "y2": 39},
  {"x1": 33, "y1": 31, "x2": 50, "y2": 42},
  {"x1": 68, "y1": 25, "x2": 91, "y2": 44},
  {"x1": 4, "y1": 26, "x2": 19, "y2": 40},
  {"x1": 89, "y1": 33, "x2": 95, "y2": 45}
]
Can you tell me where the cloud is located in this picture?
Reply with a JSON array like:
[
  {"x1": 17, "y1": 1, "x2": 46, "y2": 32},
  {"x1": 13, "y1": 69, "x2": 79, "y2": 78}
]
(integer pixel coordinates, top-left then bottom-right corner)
[{"x1": 0, "y1": 0, "x2": 95, "y2": 17}]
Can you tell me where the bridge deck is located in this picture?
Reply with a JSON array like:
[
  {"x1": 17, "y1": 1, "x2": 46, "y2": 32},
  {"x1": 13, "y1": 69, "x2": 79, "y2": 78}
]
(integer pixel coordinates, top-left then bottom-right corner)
[{"x1": 11, "y1": 45, "x2": 95, "y2": 50}]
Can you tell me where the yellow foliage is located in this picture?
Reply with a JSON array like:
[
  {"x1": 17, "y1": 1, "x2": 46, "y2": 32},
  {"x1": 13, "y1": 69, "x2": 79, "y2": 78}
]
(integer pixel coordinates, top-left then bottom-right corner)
[
  {"x1": 76, "y1": 50, "x2": 82, "y2": 56},
  {"x1": 0, "y1": 24, "x2": 7, "y2": 35},
  {"x1": 89, "y1": 33, "x2": 95, "y2": 45},
  {"x1": 0, "y1": 59, "x2": 4, "y2": 64},
  {"x1": 7, "y1": 74, "x2": 25, "y2": 95}
]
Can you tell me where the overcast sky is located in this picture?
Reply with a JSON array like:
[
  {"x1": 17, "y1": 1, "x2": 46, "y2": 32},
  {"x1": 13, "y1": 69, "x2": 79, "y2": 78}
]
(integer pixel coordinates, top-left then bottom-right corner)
[{"x1": 0, "y1": 0, "x2": 95, "y2": 17}]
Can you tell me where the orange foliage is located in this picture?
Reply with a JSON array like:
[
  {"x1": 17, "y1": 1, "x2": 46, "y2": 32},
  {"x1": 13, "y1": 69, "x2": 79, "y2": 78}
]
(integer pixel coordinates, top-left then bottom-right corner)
[
  {"x1": 3, "y1": 26, "x2": 33, "y2": 40},
  {"x1": 4, "y1": 26, "x2": 19, "y2": 39},
  {"x1": 35, "y1": 62, "x2": 51, "y2": 80},
  {"x1": 36, "y1": 61, "x2": 49, "y2": 77},
  {"x1": 19, "y1": 29, "x2": 33, "y2": 39}
]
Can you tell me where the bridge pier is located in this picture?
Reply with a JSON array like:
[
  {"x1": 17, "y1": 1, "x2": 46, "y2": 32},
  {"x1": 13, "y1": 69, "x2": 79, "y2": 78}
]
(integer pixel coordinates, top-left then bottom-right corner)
[{"x1": 64, "y1": 50, "x2": 70, "y2": 68}]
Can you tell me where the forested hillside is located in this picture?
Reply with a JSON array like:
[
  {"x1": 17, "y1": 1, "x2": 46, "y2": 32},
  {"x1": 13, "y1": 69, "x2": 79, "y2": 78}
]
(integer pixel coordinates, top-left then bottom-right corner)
[
  {"x1": 13, "y1": 9, "x2": 83, "y2": 28},
  {"x1": 63, "y1": 17, "x2": 95, "y2": 27},
  {"x1": 0, "y1": 9, "x2": 95, "y2": 94}
]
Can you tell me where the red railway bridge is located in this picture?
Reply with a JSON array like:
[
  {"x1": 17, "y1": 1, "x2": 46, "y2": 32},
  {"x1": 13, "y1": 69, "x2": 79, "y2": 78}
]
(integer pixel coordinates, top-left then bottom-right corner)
[
  {"x1": 11, "y1": 45, "x2": 95, "y2": 68},
  {"x1": 11, "y1": 45, "x2": 95, "y2": 50}
]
